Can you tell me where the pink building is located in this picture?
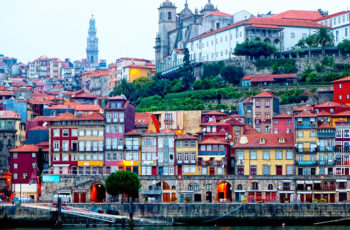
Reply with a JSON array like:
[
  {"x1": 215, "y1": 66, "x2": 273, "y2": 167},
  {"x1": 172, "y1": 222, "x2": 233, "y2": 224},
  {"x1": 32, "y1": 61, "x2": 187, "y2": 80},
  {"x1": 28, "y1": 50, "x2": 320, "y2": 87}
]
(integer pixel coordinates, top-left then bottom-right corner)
[{"x1": 272, "y1": 113, "x2": 294, "y2": 136}]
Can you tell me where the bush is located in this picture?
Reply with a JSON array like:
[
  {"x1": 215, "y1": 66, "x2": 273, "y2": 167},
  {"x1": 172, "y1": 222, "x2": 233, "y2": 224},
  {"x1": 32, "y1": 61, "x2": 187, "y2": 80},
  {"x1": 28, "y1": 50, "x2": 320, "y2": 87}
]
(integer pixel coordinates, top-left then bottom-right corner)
[
  {"x1": 320, "y1": 198, "x2": 327, "y2": 203},
  {"x1": 254, "y1": 59, "x2": 297, "y2": 74},
  {"x1": 313, "y1": 199, "x2": 319, "y2": 203},
  {"x1": 241, "y1": 198, "x2": 248, "y2": 202},
  {"x1": 321, "y1": 56, "x2": 334, "y2": 67},
  {"x1": 234, "y1": 41, "x2": 277, "y2": 58},
  {"x1": 306, "y1": 72, "x2": 321, "y2": 83},
  {"x1": 184, "y1": 197, "x2": 191, "y2": 203}
]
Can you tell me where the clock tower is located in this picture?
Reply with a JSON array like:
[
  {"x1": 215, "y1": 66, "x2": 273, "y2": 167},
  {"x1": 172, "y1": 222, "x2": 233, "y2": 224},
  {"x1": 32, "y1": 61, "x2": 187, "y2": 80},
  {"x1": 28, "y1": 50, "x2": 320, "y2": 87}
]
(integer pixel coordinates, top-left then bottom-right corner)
[{"x1": 86, "y1": 15, "x2": 99, "y2": 63}]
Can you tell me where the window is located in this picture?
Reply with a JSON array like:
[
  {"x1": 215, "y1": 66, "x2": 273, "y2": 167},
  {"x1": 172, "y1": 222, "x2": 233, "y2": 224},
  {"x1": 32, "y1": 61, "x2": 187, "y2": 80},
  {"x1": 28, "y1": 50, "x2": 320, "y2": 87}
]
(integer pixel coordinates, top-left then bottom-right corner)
[
  {"x1": 72, "y1": 129, "x2": 78, "y2": 137},
  {"x1": 250, "y1": 165, "x2": 257, "y2": 175},
  {"x1": 119, "y1": 112, "x2": 125, "y2": 122},
  {"x1": 276, "y1": 151, "x2": 283, "y2": 160},
  {"x1": 79, "y1": 130, "x2": 84, "y2": 137},
  {"x1": 263, "y1": 151, "x2": 270, "y2": 160},
  {"x1": 13, "y1": 153, "x2": 18, "y2": 159},
  {"x1": 297, "y1": 130, "x2": 303, "y2": 138},
  {"x1": 286, "y1": 165, "x2": 293, "y2": 175},
  {"x1": 53, "y1": 141, "x2": 60, "y2": 152},
  {"x1": 168, "y1": 11, "x2": 172, "y2": 20},
  {"x1": 79, "y1": 141, "x2": 85, "y2": 151},
  {"x1": 53, "y1": 153, "x2": 60, "y2": 161},
  {"x1": 250, "y1": 151, "x2": 257, "y2": 160},
  {"x1": 53, "y1": 129, "x2": 60, "y2": 137},
  {"x1": 14, "y1": 163, "x2": 18, "y2": 169},
  {"x1": 265, "y1": 100, "x2": 270, "y2": 108},
  {"x1": 291, "y1": 32, "x2": 295, "y2": 38},
  {"x1": 237, "y1": 152, "x2": 244, "y2": 161},
  {"x1": 310, "y1": 130, "x2": 316, "y2": 138},
  {"x1": 286, "y1": 151, "x2": 293, "y2": 160},
  {"x1": 13, "y1": 173, "x2": 18, "y2": 179},
  {"x1": 62, "y1": 141, "x2": 69, "y2": 152},
  {"x1": 62, "y1": 129, "x2": 69, "y2": 137},
  {"x1": 93, "y1": 130, "x2": 98, "y2": 136},
  {"x1": 263, "y1": 165, "x2": 270, "y2": 175},
  {"x1": 62, "y1": 153, "x2": 69, "y2": 161},
  {"x1": 99, "y1": 130, "x2": 104, "y2": 136},
  {"x1": 238, "y1": 166, "x2": 244, "y2": 175}
]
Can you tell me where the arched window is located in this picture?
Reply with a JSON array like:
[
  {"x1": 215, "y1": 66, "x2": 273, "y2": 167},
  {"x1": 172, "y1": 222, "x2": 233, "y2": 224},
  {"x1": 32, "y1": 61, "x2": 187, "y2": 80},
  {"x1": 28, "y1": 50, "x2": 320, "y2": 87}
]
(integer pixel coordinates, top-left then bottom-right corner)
[
  {"x1": 160, "y1": 12, "x2": 163, "y2": 20},
  {"x1": 268, "y1": 184, "x2": 273, "y2": 190},
  {"x1": 188, "y1": 184, "x2": 193, "y2": 191},
  {"x1": 252, "y1": 182, "x2": 259, "y2": 190},
  {"x1": 194, "y1": 184, "x2": 200, "y2": 191},
  {"x1": 168, "y1": 11, "x2": 172, "y2": 20},
  {"x1": 237, "y1": 184, "x2": 243, "y2": 190},
  {"x1": 171, "y1": 185, "x2": 176, "y2": 190}
]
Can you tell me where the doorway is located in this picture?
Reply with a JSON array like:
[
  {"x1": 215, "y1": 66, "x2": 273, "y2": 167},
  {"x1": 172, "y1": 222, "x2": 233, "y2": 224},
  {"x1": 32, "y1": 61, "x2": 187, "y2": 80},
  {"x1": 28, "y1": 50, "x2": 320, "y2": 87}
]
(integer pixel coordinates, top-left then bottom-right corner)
[{"x1": 90, "y1": 184, "x2": 106, "y2": 203}]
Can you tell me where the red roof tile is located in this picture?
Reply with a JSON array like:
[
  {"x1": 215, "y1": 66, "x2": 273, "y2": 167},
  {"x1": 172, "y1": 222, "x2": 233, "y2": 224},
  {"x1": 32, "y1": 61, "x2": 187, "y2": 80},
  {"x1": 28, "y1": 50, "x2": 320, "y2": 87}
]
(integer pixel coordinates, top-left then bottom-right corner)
[
  {"x1": 243, "y1": 125, "x2": 260, "y2": 135},
  {"x1": 332, "y1": 76, "x2": 350, "y2": 83},
  {"x1": 314, "y1": 101, "x2": 348, "y2": 108},
  {"x1": 333, "y1": 110, "x2": 350, "y2": 117},
  {"x1": 10, "y1": 144, "x2": 39, "y2": 153},
  {"x1": 253, "y1": 90, "x2": 275, "y2": 98},
  {"x1": 273, "y1": 113, "x2": 293, "y2": 119},
  {"x1": 135, "y1": 112, "x2": 152, "y2": 125},
  {"x1": 0, "y1": 110, "x2": 20, "y2": 119},
  {"x1": 204, "y1": 11, "x2": 232, "y2": 18},
  {"x1": 248, "y1": 24, "x2": 282, "y2": 29},
  {"x1": 91, "y1": 70, "x2": 109, "y2": 78},
  {"x1": 315, "y1": 110, "x2": 331, "y2": 116},
  {"x1": 269, "y1": 10, "x2": 322, "y2": 20},
  {"x1": 316, "y1": 11, "x2": 349, "y2": 21},
  {"x1": 199, "y1": 137, "x2": 227, "y2": 145},
  {"x1": 161, "y1": 128, "x2": 174, "y2": 134},
  {"x1": 243, "y1": 74, "x2": 297, "y2": 81},
  {"x1": 294, "y1": 105, "x2": 314, "y2": 112},
  {"x1": 176, "y1": 134, "x2": 197, "y2": 140},
  {"x1": 29, "y1": 126, "x2": 48, "y2": 130},
  {"x1": 235, "y1": 133, "x2": 294, "y2": 148},
  {"x1": 125, "y1": 129, "x2": 142, "y2": 135},
  {"x1": 295, "y1": 111, "x2": 317, "y2": 118},
  {"x1": 202, "y1": 110, "x2": 226, "y2": 116},
  {"x1": 51, "y1": 112, "x2": 104, "y2": 121},
  {"x1": 318, "y1": 123, "x2": 334, "y2": 129}
]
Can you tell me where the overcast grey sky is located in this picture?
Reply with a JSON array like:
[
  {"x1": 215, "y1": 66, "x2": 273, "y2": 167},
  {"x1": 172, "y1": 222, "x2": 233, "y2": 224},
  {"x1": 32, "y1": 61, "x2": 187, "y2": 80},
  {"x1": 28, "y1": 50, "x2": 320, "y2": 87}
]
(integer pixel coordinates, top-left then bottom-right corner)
[{"x1": 1, "y1": 0, "x2": 349, "y2": 64}]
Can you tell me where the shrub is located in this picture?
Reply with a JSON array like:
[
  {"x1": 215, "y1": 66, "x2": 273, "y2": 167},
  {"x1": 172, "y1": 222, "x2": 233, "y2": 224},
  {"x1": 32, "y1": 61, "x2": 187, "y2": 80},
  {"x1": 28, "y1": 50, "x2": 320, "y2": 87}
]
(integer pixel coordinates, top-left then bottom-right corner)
[
  {"x1": 241, "y1": 198, "x2": 248, "y2": 202},
  {"x1": 184, "y1": 197, "x2": 191, "y2": 203},
  {"x1": 320, "y1": 198, "x2": 327, "y2": 203},
  {"x1": 313, "y1": 199, "x2": 319, "y2": 203}
]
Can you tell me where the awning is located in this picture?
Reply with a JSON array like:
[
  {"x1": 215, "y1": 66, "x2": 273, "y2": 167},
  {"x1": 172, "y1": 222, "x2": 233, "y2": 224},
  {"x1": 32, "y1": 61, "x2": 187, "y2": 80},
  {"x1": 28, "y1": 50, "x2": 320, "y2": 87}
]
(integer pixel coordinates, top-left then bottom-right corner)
[
  {"x1": 282, "y1": 180, "x2": 292, "y2": 183},
  {"x1": 305, "y1": 181, "x2": 313, "y2": 184},
  {"x1": 336, "y1": 179, "x2": 347, "y2": 182},
  {"x1": 278, "y1": 191, "x2": 294, "y2": 194},
  {"x1": 57, "y1": 190, "x2": 71, "y2": 194},
  {"x1": 215, "y1": 156, "x2": 224, "y2": 161},
  {"x1": 200, "y1": 156, "x2": 211, "y2": 161},
  {"x1": 313, "y1": 181, "x2": 321, "y2": 183},
  {"x1": 296, "y1": 181, "x2": 304, "y2": 184}
]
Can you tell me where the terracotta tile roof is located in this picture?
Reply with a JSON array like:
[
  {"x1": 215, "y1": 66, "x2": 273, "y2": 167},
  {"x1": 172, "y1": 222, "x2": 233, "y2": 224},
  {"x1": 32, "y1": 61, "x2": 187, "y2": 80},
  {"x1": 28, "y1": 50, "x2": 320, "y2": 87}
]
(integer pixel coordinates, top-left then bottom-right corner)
[
  {"x1": 0, "y1": 91, "x2": 14, "y2": 96},
  {"x1": 202, "y1": 110, "x2": 226, "y2": 116},
  {"x1": 318, "y1": 123, "x2": 334, "y2": 129},
  {"x1": 314, "y1": 101, "x2": 348, "y2": 108},
  {"x1": 135, "y1": 112, "x2": 151, "y2": 125},
  {"x1": 29, "y1": 126, "x2": 48, "y2": 130},
  {"x1": 109, "y1": 96, "x2": 125, "y2": 100},
  {"x1": 0, "y1": 110, "x2": 20, "y2": 119},
  {"x1": 199, "y1": 137, "x2": 228, "y2": 145},
  {"x1": 332, "y1": 76, "x2": 350, "y2": 83},
  {"x1": 125, "y1": 64, "x2": 155, "y2": 69},
  {"x1": 294, "y1": 105, "x2": 313, "y2": 112},
  {"x1": 28, "y1": 116, "x2": 55, "y2": 122},
  {"x1": 125, "y1": 129, "x2": 142, "y2": 135},
  {"x1": 37, "y1": 141, "x2": 49, "y2": 146},
  {"x1": 243, "y1": 74, "x2": 297, "y2": 81},
  {"x1": 204, "y1": 11, "x2": 232, "y2": 18},
  {"x1": 10, "y1": 144, "x2": 39, "y2": 152},
  {"x1": 315, "y1": 110, "x2": 331, "y2": 117},
  {"x1": 295, "y1": 111, "x2": 317, "y2": 118},
  {"x1": 333, "y1": 110, "x2": 350, "y2": 117},
  {"x1": 201, "y1": 121, "x2": 221, "y2": 126},
  {"x1": 335, "y1": 119, "x2": 348, "y2": 125},
  {"x1": 273, "y1": 113, "x2": 293, "y2": 119},
  {"x1": 91, "y1": 70, "x2": 109, "y2": 78},
  {"x1": 161, "y1": 128, "x2": 174, "y2": 134},
  {"x1": 253, "y1": 90, "x2": 275, "y2": 98},
  {"x1": 51, "y1": 85, "x2": 63, "y2": 89},
  {"x1": 316, "y1": 11, "x2": 349, "y2": 21},
  {"x1": 244, "y1": 125, "x2": 260, "y2": 135},
  {"x1": 269, "y1": 10, "x2": 322, "y2": 20},
  {"x1": 235, "y1": 133, "x2": 294, "y2": 148},
  {"x1": 176, "y1": 134, "x2": 197, "y2": 140},
  {"x1": 243, "y1": 97, "x2": 253, "y2": 103},
  {"x1": 229, "y1": 114, "x2": 244, "y2": 118}
]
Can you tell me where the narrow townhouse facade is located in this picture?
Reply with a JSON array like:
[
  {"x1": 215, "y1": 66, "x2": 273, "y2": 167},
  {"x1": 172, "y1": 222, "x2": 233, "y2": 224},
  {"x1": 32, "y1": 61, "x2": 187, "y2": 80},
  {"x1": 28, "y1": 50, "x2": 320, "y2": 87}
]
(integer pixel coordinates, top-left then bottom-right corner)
[
  {"x1": 104, "y1": 97, "x2": 135, "y2": 173},
  {"x1": 175, "y1": 134, "x2": 198, "y2": 176},
  {"x1": 124, "y1": 130, "x2": 142, "y2": 174}
]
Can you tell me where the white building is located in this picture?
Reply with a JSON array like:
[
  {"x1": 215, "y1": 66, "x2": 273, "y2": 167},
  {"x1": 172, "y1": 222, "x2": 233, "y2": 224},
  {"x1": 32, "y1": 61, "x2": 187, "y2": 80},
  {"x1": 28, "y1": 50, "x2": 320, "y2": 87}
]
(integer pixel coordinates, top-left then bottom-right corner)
[
  {"x1": 186, "y1": 11, "x2": 326, "y2": 63},
  {"x1": 316, "y1": 11, "x2": 350, "y2": 45}
]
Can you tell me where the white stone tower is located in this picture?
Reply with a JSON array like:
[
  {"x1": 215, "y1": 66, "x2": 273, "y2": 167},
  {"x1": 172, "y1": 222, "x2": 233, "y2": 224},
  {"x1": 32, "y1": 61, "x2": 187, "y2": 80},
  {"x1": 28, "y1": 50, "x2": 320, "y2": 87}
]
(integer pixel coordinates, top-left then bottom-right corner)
[{"x1": 86, "y1": 15, "x2": 99, "y2": 63}]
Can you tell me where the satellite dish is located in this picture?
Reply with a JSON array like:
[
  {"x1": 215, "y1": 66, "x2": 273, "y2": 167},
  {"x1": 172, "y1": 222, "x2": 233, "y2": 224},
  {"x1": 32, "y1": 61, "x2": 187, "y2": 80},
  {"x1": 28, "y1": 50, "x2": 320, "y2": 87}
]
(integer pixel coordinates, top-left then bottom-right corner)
[
  {"x1": 228, "y1": 135, "x2": 232, "y2": 139},
  {"x1": 202, "y1": 128, "x2": 206, "y2": 132},
  {"x1": 221, "y1": 109, "x2": 224, "y2": 113},
  {"x1": 230, "y1": 142, "x2": 234, "y2": 146},
  {"x1": 239, "y1": 136, "x2": 248, "y2": 144},
  {"x1": 43, "y1": 122, "x2": 47, "y2": 127}
]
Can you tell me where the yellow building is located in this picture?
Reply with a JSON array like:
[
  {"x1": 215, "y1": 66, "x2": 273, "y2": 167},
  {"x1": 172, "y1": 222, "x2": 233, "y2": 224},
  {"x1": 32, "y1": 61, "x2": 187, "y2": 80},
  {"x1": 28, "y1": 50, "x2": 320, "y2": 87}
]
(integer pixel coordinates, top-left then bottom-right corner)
[
  {"x1": 175, "y1": 134, "x2": 198, "y2": 175},
  {"x1": 295, "y1": 111, "x2": 318, "y2": 175},
  {"x1": 235, "y1": 134, "x2": 295, "y2": 176}
]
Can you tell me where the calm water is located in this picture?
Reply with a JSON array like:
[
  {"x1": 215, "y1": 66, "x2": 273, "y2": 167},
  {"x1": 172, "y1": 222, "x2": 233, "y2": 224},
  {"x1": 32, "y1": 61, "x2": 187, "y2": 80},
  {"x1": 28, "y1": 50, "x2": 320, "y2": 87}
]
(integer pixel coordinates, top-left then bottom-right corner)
[{"x1": 6, "y1": 227, "x2": 350, "y2": 230}]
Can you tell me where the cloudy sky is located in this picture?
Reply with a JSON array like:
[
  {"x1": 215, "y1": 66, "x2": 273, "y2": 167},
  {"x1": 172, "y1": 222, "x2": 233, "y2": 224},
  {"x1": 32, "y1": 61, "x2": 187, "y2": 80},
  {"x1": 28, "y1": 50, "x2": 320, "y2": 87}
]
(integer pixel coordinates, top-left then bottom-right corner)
[{"x1": 1, "y1": 0, "x2": 349, "y2": 64}]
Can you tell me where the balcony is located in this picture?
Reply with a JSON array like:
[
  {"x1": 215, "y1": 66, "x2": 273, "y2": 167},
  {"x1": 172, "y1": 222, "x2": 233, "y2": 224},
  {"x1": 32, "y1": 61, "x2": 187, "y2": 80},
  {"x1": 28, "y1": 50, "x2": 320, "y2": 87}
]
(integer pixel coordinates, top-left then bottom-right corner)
[
  {"x1": 335, "y1": 146, "x2": 350, "y2": 153},
  {"x1": 296, "y1": 160, "x2": 316, "y2": 166},
  {"x1": 317, "y1": 132, "x2": 335, "y2": 138},
  {"x1": 296, "y1": 148, "x2": 317, "y2": 154},
  {"x1": 317, "y1": 160, "x2": 334, "y2": 166},
  {"x1": 318, "y1": 146, "x2": 335, "y2": 152}
]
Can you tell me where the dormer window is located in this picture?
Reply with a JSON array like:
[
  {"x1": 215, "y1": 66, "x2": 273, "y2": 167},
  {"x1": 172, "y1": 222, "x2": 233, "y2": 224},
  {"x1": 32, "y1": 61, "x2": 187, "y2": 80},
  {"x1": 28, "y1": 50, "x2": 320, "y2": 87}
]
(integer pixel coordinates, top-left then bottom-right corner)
[
  {"x1": 259, "y1": 138, "x2": 266, "y2": 144},
  {"x1": 297, "y1": 118, "x2": 302, "y2": 125},
  {"x1": 279, "y1": 137, "x2": 285, "y2": 143}
]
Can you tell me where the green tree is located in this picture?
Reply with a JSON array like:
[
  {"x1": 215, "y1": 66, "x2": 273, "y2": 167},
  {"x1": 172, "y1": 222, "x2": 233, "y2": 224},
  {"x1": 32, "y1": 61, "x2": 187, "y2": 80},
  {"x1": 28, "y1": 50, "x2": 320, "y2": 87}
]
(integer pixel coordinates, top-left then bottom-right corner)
[
  {"x1": 202, "y1": 61, "x2": 225, "y2": 78},
  {"x1": 296, "y1": 39, "x2": 306, "y2": 49},
  {"x1": 165, "y1": 79, "x2": 185, "y2": 93},
  {"x1": 305, "y1": 35, "x2": 317, "y2": 57},
  {"x1": 111, "y1": 79, "x2": 135, "y2": 100},
  {"x1": 220, "y1": 65, "x2": 244, "y2": 85},
  {"x1": 234, "y1": 41, "x2": 277, "y2": 58},
  {"x1": 105, "y1": 171, "x2": 141, "y2": 202},
  {"x1": 313, "y1": 27, "x2": 335, "y2": 56},
  {"x1": 338, "y1": 39, "x2": 350, "y2": 54},
  {"x1": 179, "y1": 48, "x2": 194, "y2": 90}
]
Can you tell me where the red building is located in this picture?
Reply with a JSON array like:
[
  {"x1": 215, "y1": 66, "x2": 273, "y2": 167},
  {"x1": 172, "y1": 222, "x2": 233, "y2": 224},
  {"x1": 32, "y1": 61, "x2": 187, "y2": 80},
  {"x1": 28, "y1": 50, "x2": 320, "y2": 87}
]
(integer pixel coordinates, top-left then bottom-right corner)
[
  {"x1": 272, "y1": 113, "x2": 294, "y2": 135},
  {"x1": 10, "y1": 145, "x2": 40, "y2": 201},
  {"x1": 333, "y1": 76, "x2": 350, "y2": 104},
  {"x1": 314, "y1": 101, "x2": 350, "y2": 114}
]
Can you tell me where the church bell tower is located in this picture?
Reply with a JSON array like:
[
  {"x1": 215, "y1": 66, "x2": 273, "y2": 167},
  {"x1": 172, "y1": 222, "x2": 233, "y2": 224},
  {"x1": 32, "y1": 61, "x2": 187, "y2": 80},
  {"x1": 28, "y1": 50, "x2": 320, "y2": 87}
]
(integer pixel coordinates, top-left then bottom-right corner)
[{"x1": 86, "y1": 15, "x2": 99, "y2": 63}]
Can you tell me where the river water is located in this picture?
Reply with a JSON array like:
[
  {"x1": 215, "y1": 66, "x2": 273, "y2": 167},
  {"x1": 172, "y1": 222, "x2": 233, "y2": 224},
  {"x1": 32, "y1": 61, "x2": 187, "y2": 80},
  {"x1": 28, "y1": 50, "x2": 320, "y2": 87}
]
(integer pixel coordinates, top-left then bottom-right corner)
[{"x1": 7, "y1": 226, "x2": 350, "y2": 230}]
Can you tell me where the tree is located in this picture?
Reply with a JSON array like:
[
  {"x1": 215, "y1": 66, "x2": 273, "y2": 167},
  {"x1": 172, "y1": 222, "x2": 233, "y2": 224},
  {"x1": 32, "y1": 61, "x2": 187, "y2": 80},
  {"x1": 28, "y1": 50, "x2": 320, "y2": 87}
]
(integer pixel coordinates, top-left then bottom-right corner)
[
  {"x1": 305, "y1": 35, "x2": 317, "y2": 57},
  {"x1": 338, "y1": 39, "x2": 350, "y2": 54},
  {"x1": 202, "y1": 61, "x2": 225, "y2": 79},
  {"x1": 165, "y1": 79, "x2": 185, "y2": 93},
  {"x1": 110, "y1": 79, "x2": 135, "y2": 100},
  {"x1": 234, "y1": 41, "x2": 277, "y2": 59},
  {"x1": 105, "y1": 171, "x2": 141, "y2": 202},
  {"x1": 179, "y1": 48, "x2": 194, "y2": 90},
  {"x1": 313, "y1": 27, "x2": 335, "y2": 56},
  {"x1": 295, "y1": 39, "x2": 306, "y2": 49},
  {"x1": 220, "y1": 65, "x2": 244, "y2": 85}
]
